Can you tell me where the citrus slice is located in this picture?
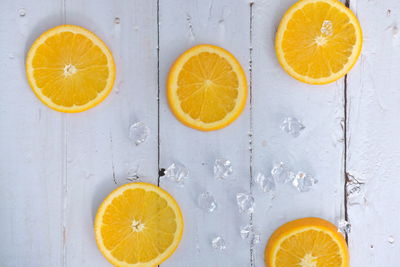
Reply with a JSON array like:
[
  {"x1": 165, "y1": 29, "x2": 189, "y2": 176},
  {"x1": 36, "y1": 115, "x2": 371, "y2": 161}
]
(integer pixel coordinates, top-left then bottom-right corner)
[
  {"x1": 167, "y1": 44, "x2": 247, "y2": 131},
  {"x1": 265, "y1": 217, "x2": 349, "y2": 267},
  {"x1": 26, "y1": 25, "x2": 115, "y2": 112},
  {"x1": 275, "y1": 0, "x2": 362, "y2": 84},
  {"x1": 94, "y1": 183, "x2": 184, "y2": 267}
]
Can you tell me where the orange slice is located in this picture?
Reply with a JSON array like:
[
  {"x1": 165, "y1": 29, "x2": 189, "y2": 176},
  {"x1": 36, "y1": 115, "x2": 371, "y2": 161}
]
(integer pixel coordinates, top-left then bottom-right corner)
[
  {"x1": 167, "y1": 44, "x2": 247, "y2": 131},
  {"x1": 94, "y1": 183, "x2": 184, "y2": 267},
  {"x1": 265, "y1": 217, "x2": 349, "y2": 267},
  {"x1": 275, "y1": 0, "x2": 362, "y2": 84},
  {"x1": 26, "y1": 25, "x2": 115, "y2": 112}
]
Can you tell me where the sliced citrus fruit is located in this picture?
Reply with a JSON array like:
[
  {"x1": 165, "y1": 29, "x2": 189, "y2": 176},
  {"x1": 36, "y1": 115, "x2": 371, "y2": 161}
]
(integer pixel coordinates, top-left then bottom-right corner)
[
  {"x1": 167, "y1": 44, "x2": 247, "y2": 131},
  {"x1": 95, "y1": 183, "x2": 184, "y2": 267},
  {"x1": 26, "y1": 25, "x2": 115, "y2": 112},
  {"x1": 265, "y1": 217, "x2": 349, "y2": 267},
  {"x1": 275, "y1": 0, "x2": 362, "y2": 84}
]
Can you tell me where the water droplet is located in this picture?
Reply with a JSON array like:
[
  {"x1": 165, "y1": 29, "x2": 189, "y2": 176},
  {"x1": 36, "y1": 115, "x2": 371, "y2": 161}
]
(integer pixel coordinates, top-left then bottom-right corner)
[
  {"x1": 236, "y1": 193, "x2": 255, "y2": 214},
  {"x1": 214, "y1": 159, "x2": 233, "y2": 180},
  {"x1": 129, "y1": 122, "x2": 149, "y2": 146},
  {"x1": 388, "y1": 236, "x2": 395, "y2": 244},
  {"x1": 211, "y1": 236, "x2": 226, "y2": 250},
  {"x1": 18, "y1": 8, "x2": 26, "y2": 17},
  {"x1": 114, "y1": 17, "x2": 120, "y2": 24},
  {"x1": 8, "y1": 53, "x2": 15, "y2": 59},
  {"x1": 197, "y1": 192, "x2": 217, "y2": 212},
  {"x1": 280, "y1": 117, "x2": 305, "y2": 137}
]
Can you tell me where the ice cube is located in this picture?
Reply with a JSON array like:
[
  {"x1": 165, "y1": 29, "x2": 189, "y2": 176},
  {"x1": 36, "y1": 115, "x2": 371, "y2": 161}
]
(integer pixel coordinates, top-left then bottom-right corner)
[
  {"x1": 251, "y1": 233, "x2": 261, "y2": 245},
  {"x1": 236, "y1": 193, "x2": 255, "y2": 214},
  {"x1": 164, "y1": 163, "x2": 189, "y2": 186},
  {"x1": 211, "y1": 236, "x2": 226, "y2": 250},
  {"x1": 255, "y1": 172, "x2": 275, "y2": 192},
  {"x1": 347, "y1": 174, "x2": 365, "y2": 205},
  {"x1": 214, "y1": 159, "x2": 233, "y2": 180},
  {"x1": 291, "y1": 171, "x2": 318, "y2": 192},
  {"x1": 129, "y1": 122, "x2": 149, "y2": 145},
  {"x1": 197, "y1": 192, "x2": 217, "y2": 213},
  {"x1": 321, "y1": 20, "x2": 333, "y2": 36},
  {"x1": 240, "y1": 224, "x2": 252, "y2": 239},
  {"x1": 280, "y1": 117, "x2": 305, "y2": 137},
  {"x1": 337, "y1": 219, "x2": 351, "y2": 235},
  {"x1": 271, "y1": 162, "x2": 291, "y2": 184}
]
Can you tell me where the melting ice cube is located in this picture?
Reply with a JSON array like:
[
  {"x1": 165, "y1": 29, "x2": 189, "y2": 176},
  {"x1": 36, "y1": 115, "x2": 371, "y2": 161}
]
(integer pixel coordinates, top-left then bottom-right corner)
[
  {"x1": 211, "y1": 236, "x2": 226, "y2": 250},
  {"x1": 164, "y1": 163, "x2": 189, "y2": 186},
  {"x1": 337, "y1": 219, "x2": 351, "y2": 235},
  {"x1": 236, "y1": 193, "x2": 255, "y2": 214},
  {"x1": 197, "y1": 192, "x2": 217, "y2": 212},
  {"x1": 214, "y1": 159, "x2": 233, "y2": 180},
  {"x1": 291, "y1": 171, "x2": 318, "y2": 192},
  {"x1": 280, "y1": 117, "x2": 305, "y2": 137},
  {"x1": 255, "y1": 172, "x2": 275, "y2": 192},
  {"x1": 129, "y1": 122, "x2": 149, "y2": 145}
]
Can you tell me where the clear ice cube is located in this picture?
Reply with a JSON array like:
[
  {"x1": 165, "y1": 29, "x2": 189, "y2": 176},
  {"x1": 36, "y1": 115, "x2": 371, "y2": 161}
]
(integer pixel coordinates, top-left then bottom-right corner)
[
  {"x1": 280, "y1": 117, "x2": 305, "y2": 137},
  {"x1": 321, "y1": 20, "x2": 333, "y2": 36},
  {"x1": 240, "y1": 224, "x2": 252, "y2": 239},
  {"x1": 211, "y1": 236, "x2": 226, "y2": 250},
  {"x1": 214, "y1": 159, "x2": 233, "y2": 180},
  {"x1": 291, "y1": 171, "x2": 318, "y2": 192},
  {"x1": 236, "y1": 193, "x2": 255, "y2": 214},
  {"x1": 255, "y1": 172, "x2": 275, "y2": 192},
  {"x1": 347, "y1": 174, "x2": 365, "y2": 205},
  {"x1": 164, "y1": 163, "x2": 189, "y2": 186},
  {"x1": 129, "y1": 122, "x2": 149, "y2": 145},
  {"x1": 197, "y1": 192, "x2": 217, "y2": 212},
  {"x1": 271, "y1": 162, "x2": 291, "y2": 184},
  {"x1": 127, "y1": 164, "x2": 140, "y2": 181},
  {"x1": 337, "y1": 219, "x2": 351, "y2": 235},
  {"x1": 251, "y1": 233, "x2": 261, "y2": 245}
]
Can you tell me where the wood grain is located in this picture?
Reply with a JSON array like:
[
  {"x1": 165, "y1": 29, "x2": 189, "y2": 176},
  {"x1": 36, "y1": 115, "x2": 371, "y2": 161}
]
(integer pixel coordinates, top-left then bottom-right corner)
[{"x1": 347, "y1": 0, "x2": 400, "y2": 266}]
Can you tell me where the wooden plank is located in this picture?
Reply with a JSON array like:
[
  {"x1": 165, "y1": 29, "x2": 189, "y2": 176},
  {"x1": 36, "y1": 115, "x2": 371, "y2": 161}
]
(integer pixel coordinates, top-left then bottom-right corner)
[
  {"x1": 346, "y1": 0, "x2": 400, "y2": 265},
  {"x1": 252, "y1": 0, "x2": 346, "y2": 265},
  {"x1": 0, "y1": 0, "x2": 64, "y2": 266},
  {"x1": 63, "y1": 0, "x2": 158, "y2": 266},
  {"x1": 158, "y1": 0, "x2": 252, "y2": 266}
]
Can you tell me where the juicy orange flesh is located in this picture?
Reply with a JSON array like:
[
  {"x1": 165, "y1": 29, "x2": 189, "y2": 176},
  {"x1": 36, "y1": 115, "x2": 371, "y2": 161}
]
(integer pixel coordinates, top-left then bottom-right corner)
[
  {"x1": 31, "y1": 31, "x2": 109, "y2": 107},
  {"x1": 177, "y1": 52, "x2": 239, "y2": 123},
  {"x1": 101, "y1": 189, "x2": 177, "y2": 264},
  {"x1": 282, "y1": 2, "x2": 356, "y2": 79},
  {"x1": 275, "y1": 229, "x2": 342, "y2": 266}
]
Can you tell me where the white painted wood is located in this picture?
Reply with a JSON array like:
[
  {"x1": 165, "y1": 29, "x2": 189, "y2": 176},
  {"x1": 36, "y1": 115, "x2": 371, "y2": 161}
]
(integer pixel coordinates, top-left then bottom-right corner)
[
  {"x1": 158, "y1": 0, "x2": 252, "y2": 266},
  {"x1": 2, "y1": 0, "x2": 400, "y2": 266},
  {"x1": 0, "y1": 1, "x2": 64, "y2": 266},
  {"x1": 252, "y1": 0, "x2": 346, "y2": 266},
  {"x1": 347, "y1": 1, "x2": 400, "y2": 266},
  {"x1": 62, "y1": 0, "x2": 159, "y2": 266}
]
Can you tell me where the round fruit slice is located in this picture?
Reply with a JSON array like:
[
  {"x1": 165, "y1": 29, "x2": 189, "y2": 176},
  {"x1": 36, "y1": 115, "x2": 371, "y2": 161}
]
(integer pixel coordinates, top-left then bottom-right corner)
[
  {"x1": 95, "y1": 183, "x2": 184, "y2": 267},
  {"x1": 275, "y1": 0, "x2": 362, "y2": 84},
  {"x1": 265, "y1": 217, "x2": 349, "y2": 267},
  {"x1": 167, "y1": 44, "x2": 247, "y2": 131},
  {"x1": 26, "y1": 25, "x2": 115, "y2": 112}
]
